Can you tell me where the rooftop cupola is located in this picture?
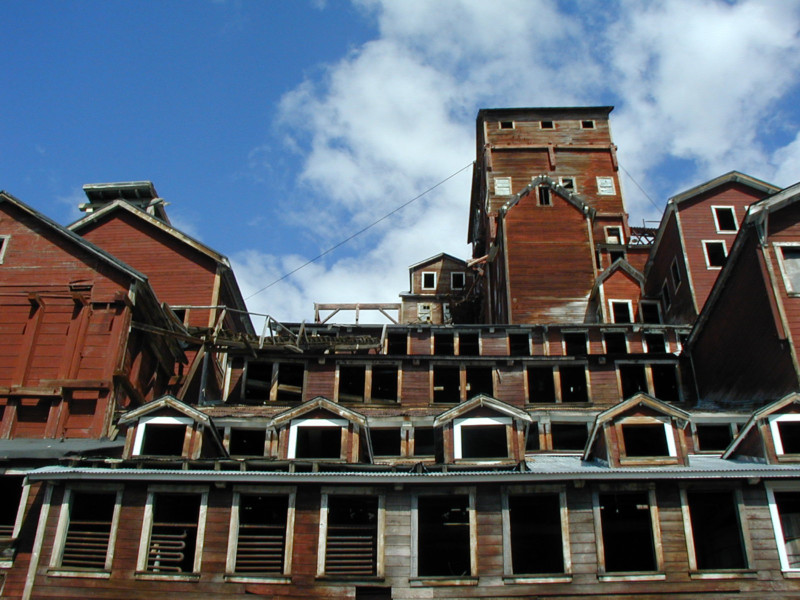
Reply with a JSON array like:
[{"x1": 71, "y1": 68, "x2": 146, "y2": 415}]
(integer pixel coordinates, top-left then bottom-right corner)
[{"x1": 80, "y1": 181, "x2": 170, "y2": 223}]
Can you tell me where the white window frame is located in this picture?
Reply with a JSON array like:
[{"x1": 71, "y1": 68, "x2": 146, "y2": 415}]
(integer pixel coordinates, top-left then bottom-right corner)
[
  {"x1": 670, "y1": 257, "x2": 682, "y2": 291},
  {"x1": 317, "y1": 487, "x2": 385, "y2": 578},
  {"x1": 766, "y1": 482, "x2": 800, "y2": 572},
  {"x1": 494, "y1": 177, "x2": 512, "y2": 196},
  {"x1": 453, "y1": 416, "x2": 511, "y2": 460},
  {"x1": 0, "y1": 236, "x2": 9, "y2": 264},
  {"x1": 132, "y1": 416, "x2": 192, "y2": 456},
  {"x1": 225, "y1": 485, "x2": 296, "y2": 582},
  {"x1": 136, "y1": 485, "x2": 209, "y2": 578},
  {"x1": 608, "y1": 299, "x2": 633, "y2": 324},
  {"x1": 580, "y1": 120, "x2": 595, "y2": 129},
  {"x1": 501, "y1": 486, "x2": 571, "y2": 581},
  {"x1": 450, "y1": 272, "x2": 466, "y2": 290},
  {"x1": 596, "y1": 177, "x2": 616, "y2": 196},
  {"x1": 499, "y1": 120, "x2": 515, "y2": 130},
  {"x1": 768, "y1": 413, "x2": 800, "y2": 455},
  {"x1": 702, "y1": 240, "x2": 727, "y2": 270},
  {"x1": 775, "y1": 242, "x2": 800, "y2": 296},
  {"x1": 540, "y1": 120, "x2": 555, "y2": 130},
  {"x1": 559, "y1": 177, "x2": 576, "y2": 192},
  {"x1": 287, "y1": 418, "x2": 346, "y2": 459},
  {"x1": 618, "y1": 418, "x2": 678, "y2": 458},
  {"x1": 711, "y1": 205, "x2": 738, "y2": 234},
  {"x1": 604, "y1": 226, "x2": 624, "y2": 245},
  {"x1": 421, "y1": 271, "x2": 437, "y2": 290},
  {"x1": 49, "y1": 484, "x2": 123, "y2": 577}
]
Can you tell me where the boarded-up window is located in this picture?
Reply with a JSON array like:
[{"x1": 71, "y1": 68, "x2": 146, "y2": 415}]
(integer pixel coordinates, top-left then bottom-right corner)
[
  {"x1": 417, "y1": 496, "x2": 470, "y2": 576},
  {"x1": 687, "y1": 490, "x2": 746, "y2": 570},
  {"x1": 508, "y1": 494, "x2": 564, "y2": 574},
  {"x1": 599, "y1": 492, "x2": 656, "y2": 572},
  {"x1": 146, "y1": 493, "x2": 201, "y2": 573},
  {"x1": 60, "y1": 491, "x2": 116, "y2": 570},
  {"x1": 234, "y1": 494, "x2": 288, "y2": 575},
  {"x1": 325, "y1": 496, "x2": 378, "y2": 576}
]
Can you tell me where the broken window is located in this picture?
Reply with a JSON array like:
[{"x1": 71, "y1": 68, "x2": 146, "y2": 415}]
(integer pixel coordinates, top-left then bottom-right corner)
[
  {"x1": 777, "y1": 421, "x2": 800, "y2": 454},
  {"x1": 499, "y1": 121, "x2": 514, "y2": 129},
  {"x1": 229, "y1": 428, "x2": 266, "y2": 456},
  {"x1": 559, "y1": 177, "x2": 576, "y2": 191},
  {"x1": 609, "y1": 249, "x2": 626, "y2": 264},
  {"x1": 563, "y1": 332, "x2": 587, "y2": 356},
  {"x1": 370, "y1": 429, "x2": 402, "y2": 457},
  {"x1": 417, "y1": 495, "x2": 471, "y2": 577},
  {"x1": 232, "y1": 493, "x2": 289, "y2": 575},
  {"x1": 458, "y1": 332, "x2": 480, "y2": 356},
  {"x1": 550, "y1": 423, "x2": 588, "y2": 451},
  {"x1": 780, "y1": 247, "x2": 800, "y2": 293},
  {"x1": 465, "y1": 366, "x2": 493, "y2": 398},
  {"x1": 581, "y1": 120, "x2": 595, "y2": 129},
  {"x1": 138, "y1": 423, "x2": 186, "y2": 456},
  {"x1": 143, "y1": 492, "x2": 203, "y2": 574},
  {"x1": 769, "y1": 490, "x2": 800, "y2": 570},
  {"x1": 508, "y1": 332, "x2": 530, "y2": 356},
  {"x1": 421, "y1": 272, "x2": 437, "y2": 290},
  {"x1": 695, "y1": 424, "x2": 733, "y2": 452},
  {"x1": 686, "y1": 490, "x2": 746, "y2": 570},
  {"x1": 540, "y1": 120, "x2": 554, "y2": 129},
  {"x1": 371, "y1": 365, "x2": 398, "y2": 402},
  {"x1": 619, "y1": 364, "x2": 648, "y2": 399},
  {"x1": 644, "y1": 333, "x2": 666, "y2": 353},
  {"x1": 712, "y1": 206, "x2": 738, "y2": 233},
  {"x1": 604, "y1": 332, "x2": 627, "y2": 354},
  {"x1": 703, "y1": 241, "x2": 727, "y2": 268},
  {"x1": 456, "y1": 418, "x2": 509, "y2": 459},
  {"x1": 0, "y1": 476, "x2": 24, "y2": 538},
  {"x1": 527, "y1": 367, "x2": 556, "y2": 403},
  {"x1": 413, "y1": 427, "x2": 435, "y2": 457},
  {"x1": 526, "y1": 423, "x2": 540, "y2": 451},
  {"x1": 417, "y1": 303, "x2": 432, "y2": 322},
  {"x1": 338, "y1": 365, "x2": 366, "y2": 402},
  {"x1": 57, "y1": 490, "x2": 118, "y2": 571},
  {"x1": 386, "y1": 332, "x2": 407, "y2": 355},
  {"x1": 434, "y1": 332, "x2": 454, "y2": 355},
  {"x1": 451, "y1": 272, "x2": 466, "y2": 290},
  {"x1": 324, "y1": 496, "x2": 379, "y2": 577},
  {"x1": 538, "y1": 186, "x2": 551, "y2": 206},
  {"x1": 640, "y1": 301, "x2": 662, "y2": 324},
  {"x1": 508, "y1": 494, "x2": 565, "y2": 575},
  {"x1": 621, "y1": 422, "x2": 673, "y2": 458},
  {"x1": 433, "y1": 365, "x2": 460, "y2": 403},
  {"x1": 290, "y1": 420, "x2": 343, "y2": 460},
  {"x1": 243, "y1": 360, "x2": 274, "y2": 402},
  {"x1": 670, "y1": 258, "x2": 682, "y2": 289},
  {"x1": 651, "y1": 364, "x2": 680, "y2": 402},
  {"x1": 560, "y1": 365, "x2": 588, "y2": 402},
  {"x1": 598, "y1": 492, "x2": 657, "y2": 573},
  {"x1": 610, "y1": 300, "x2": 632, "y2": 324},
  {"x1": 276, "y1": 363, "x2": 304, "y2": 402}
]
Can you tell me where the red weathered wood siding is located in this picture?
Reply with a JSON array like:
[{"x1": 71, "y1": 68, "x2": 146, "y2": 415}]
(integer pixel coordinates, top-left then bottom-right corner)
[{"x1": 645, "y1": 210, "x2": 696, "y2": 324}]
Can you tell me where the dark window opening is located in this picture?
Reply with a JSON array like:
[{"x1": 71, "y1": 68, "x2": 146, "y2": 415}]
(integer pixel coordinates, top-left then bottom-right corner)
[
  {"x1": 704, "y1": 241, "x2": 727, "y2": 268},
  {"x1": 276, "y1": 363, "x2": 304, "y2": 402},
  {"x1": 645, "y1": 333, "x2": 666, "y2": 353},
  {"x1": 418, "y1": 496, "x2": 470, "y2": 577},
  {"x1": 244, "y1": 360, "x2": 273, "y2": 402},
  {"x1": 551, "y1": 423, "x2": 588, "y2": 451},
  {"x1": 773, "y1": 491, "x2": 800, "y2": 569},
  {"x1": 0, "y1": 476, "x2": 23, "y2": 537},
  {"x1": 620, "y1": 364, "x2": 648, "y2": 399},
  {"x1": 560, "y1": 177, "x2": 575, "y2": 191},
  {"x1": 172, "y1": 309, "x2": 186, "y2": 325},
  {"x1": 509, "y1": 333, "x2": 530, "y2": 356},
  {"x1": 499, "y1": 121, "x2": 514, "y2": 129},
  {"x1": 611, "y1": 301, "x2": 632, "y2": 324},
  {"x1": 609, "y1": 250, "x2": 626, "y2": 263},
  {"x1": 688, "y1": 491, "x2": 746, "y2": 570},
  {"x1": 581, "y1": 120, "x2": 595, "y2": 129},
  {"x1": 147, "y1": 494, "x2": 200, "y2": 573},
  {"x1": 235, "y1": 494, "x2": 288, "y2": 574},
  {"x1": 295, "y1": 426, "x2": 342, "y2": 459},
  {"x1": 671, "y1": 260, "x2": 682, "y2": 288},
  {"x1": 451, "y1": 272, "x2": 466, "y2": 290},
  {"x1": 661, "y1": 283, "x2": 672, "y2": 312},
  {"x1": 564, "y1": 332, "x2": 587, "y2": 356},
  {"x1": 355, "y1": 587, "x2": 392, "y2": 600},
  {"x1": 526, "y1": 423, "x2": 540, "y2": 451},
  {"x1": 140, "y1": 424, "x2": 186, "y2": 456},
  {"x1": 509, "y1": 494, "x2": 564, "y2": 574},
  {"x1": 714, "y1": 207, "x2": 737, "y2": 232},
  {"x1": 695, "y1": 424, "x2": 733, "y2": 452},
  {"x1": 422, "y1": 272, "x2": 436, "y2": 290},
  {"x1": 414, "y1": 427, "x2": 435, "y2": 456},
  {"x1": 434, "y1": 333, "x2": 455, "y2": 355},
  {"x1": 326, "y1": 496, "x2": 379, "y2": 576},
  {"x1": 540, "y1": 120, "x2": 554, "y2": 129},
  {"x1": 465, "y1": 366, "x2": 493, "y2": 398},
  {"x1": 460, "y1": 425, "x2": 507, "y2": 459},
  {"x1": 371, "y1": 429, "x2": 401, "y2": 456},
  {"x1": 386, "y1": 332, "x2": 407, "y2": 355},
  {"x1": 599, "y1": 492, "x2": 656, "y2": 572},
  {"x1": 458, "y1": 333, "x2": 480, "y2": 356},
  {"x1": 371, "y1": 365, "x2": 398, "y2": 402},
  {"x1": 17, "y1": 398, "x2": 50, "y2": 423},
  {"x1": 622, "y1": 423, "x2": 670, "y2": 457},
  {"x1": 339, "y1": 365, "x2": 366, "y2": 402},
  {"x1": 528, "y1": 367, "x2": 556, "y2": 403},
  {"x1": 538, "y1": 186, "x2": 551, "y2": 206},
  {"x1": 778, "y1": 422, "x2": 800, "y2": 454},
  {"x1": 61, "y1": 491, "x2": 116, "y2": 570},
  {"x1": 229, "y1": 428, "x2": 266, "y2": 456},
  {"x1": 652, "y1": 364, "x2": 680, "y2": 402},
  {"x1": 641, "y1": 302, "x2": 662, "y2": 324},
  {"x1": 433, "y1": 366, "x2": 460, "y2": 403},
  {"x1": 606, "y1": 227, "x2": 623, "y2": 244},
  {"x1": 560, "y1": 366, "x2": 588, "y2": 402},
  {"x1": 604, "y1": 332, "x2": 627, "y2": 354},
  {"x1": 595, "y1": 250, "x2": 602, "y2": 269}
]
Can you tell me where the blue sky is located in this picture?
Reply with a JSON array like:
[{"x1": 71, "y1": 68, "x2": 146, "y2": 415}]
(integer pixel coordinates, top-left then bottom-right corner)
[{"x1": 4, "y1": 0, "x2": 800, "y2": 323}]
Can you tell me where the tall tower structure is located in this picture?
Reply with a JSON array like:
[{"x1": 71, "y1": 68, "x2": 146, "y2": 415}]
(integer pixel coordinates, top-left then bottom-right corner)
[{"x1": 469, "y1": 107, "x2": 630, "y2": 324}]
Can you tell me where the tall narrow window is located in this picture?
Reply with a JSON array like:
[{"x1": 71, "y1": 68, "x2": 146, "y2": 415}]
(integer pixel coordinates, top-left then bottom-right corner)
[
  {"x1": 527, "y1": 367, "x2": 556, "y2": 403},
  {"x1": 769, "y1": 489, "x2": 800, "y2": 571},
  {"x1": 609, "y1": 301, "x2": 632, "y2": 324},
  {"x1": 338, "y1": 365, "x2": 366, "y2": 402},
  {"x1": 465, "y1": 366, "x2": 493, "y2": 398},
  {"x1": 619, "y1": 364, "x2": 648, "y2": 399},
  {"x1": 780, "y1": 247, "x2": 800, "y2": 293},
  {"x1": 507, "y1": 494, "x2": 565, "y2": 575},
  {"x1": 433, "y1": 365, "x2": 460, "y2": 403},
  {"x1": 324, "y1": 496, "x2": 379, "y2": 576},
  {"x1": 652, "y1": 364, "x2": 680, "y2": 402},
  {"x1": 276, "y1": 363, "x2": 304, "y2": 402},
  {"x1": 413, "y1": 427, "x2": 435, "y2": 457},
  {"x1": 142, "y1": 492, "x2": 203, "y2": 574},
  {"x1": 538, "y1": 186, "x2": 551, "y2": 206},
  {"x1": 417, "y1": 495, "x2": 471, "y2": 577},
  {"x1": 686, "y1": 490, "x2": 746, "y2": 570},
  {"x1": 232, "y1": 493, "x2": 289, "y2": 575},
  {"x1": 0, "y1": 236, "x2": 8, "y2": 264},
  {"x1": 371, "y1": 365, "x2": 398, "y2": 402},
  {"x1": 712, "y1": 206, "x2": 738, "y2": 233},
  {"x1": 53, "y1": 489, "x2": 119, "y2": 572},
  {"x1": 559, "y1": 366, "x2": 588, "y2": 402},
  {"x1": 661, "y1": 282, "x2": 672, "y2": 312},
  {"x1": 703, "y1": 241, "x2": 727, "y2": 268},
  {"x1": 670, "y1": 258, "x2": 682, "y2": 290},
  {"x1": 598, "y1": 492, "x2": 657, "y2": 573},
  {"x1": 0, "y1": 476, "x2": 24, "y2": 539}
]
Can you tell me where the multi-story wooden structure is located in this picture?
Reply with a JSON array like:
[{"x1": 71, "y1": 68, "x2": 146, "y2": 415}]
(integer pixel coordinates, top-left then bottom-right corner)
[{"x1": 5, "y1": 108, "x2": 800, "y2": 599}]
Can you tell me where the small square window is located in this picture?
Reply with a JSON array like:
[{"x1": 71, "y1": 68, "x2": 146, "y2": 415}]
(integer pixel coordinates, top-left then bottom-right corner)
[
  {"x1": 451, "y1": 272, "x2": 466, "y2": 290},
  {"x1": 712, "y1": 206, "x2": 738, "y2": 233},
  {"x1": 644, "y1": 333, "x2": 666, "y2": 353},
  {"x1": 551, "y1": 423, "x2": 588, "y2": 450},
  {"x1": 540, "y1": 120, "x2": 554, "y2": 129},
  {"x1": 371, "y1": 428, "x2": 402, "y2": 457},
  {"x1": 703, "y1": 241, "x2": 727, "y2": 268},
  {"x1": 508, "y1": 332, "x2": 530, "y2": 356},
  {"x1": 538, "y1": 186, "x2": 551, "y2": 206},
  {"x1": 458, "y1": 332, "x2": 480, "y2": 356},
  {"x1": 421, "y1": 272, "x2": 437, "y2": 290},
  {"x1": 559, "y1": 177, "x2": 576, "y2": 192},
  {"x1": 609, "y1": 249, "x2": 626, "y2": 264},
  {"x1": 695, "y1": 424, "x2": 733, "y2": 452},
  {"x1": 499, "y1": 121, "x2": 514, "y2": 129},
  {"x1": 563, "y1": 332, "x2": 587, "y2": 356},
  {"x1": 604, "y1": 332, "x2": 627, "y2": 354},
  {"x1": 581, "y1": 120, "x2": 595, "y2": 129},
  {"x1": 605, "y1": 226, "x2": 624, "y2": 244}
]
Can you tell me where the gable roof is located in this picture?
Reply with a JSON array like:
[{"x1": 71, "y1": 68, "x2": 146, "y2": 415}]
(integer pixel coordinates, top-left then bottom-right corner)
[
  {"x1": 591, "y1": 259, "x2": 645, "y2": 297},
  {"x1": 408, "y1": 253, "x2": 468, "y2": 271},
  {"x1": 722, "y1": 392, "x2": 800, "y2": 459},
  {"x1": 669, "y1": 171, "x2": 780, "y2": 206},
  {"x1": 499, "y1": 174, "x2": 596, "y2": 220},
  {"x1": 271, "y1": 396, "x2": 367, "y2": 429},
  {"x1": 118, "y1": 395, "x2": 214, "y2": 425},
  {"x1": 746, "y1": 179, "x2": 800, "y2": 224},
  {"x1": 434, "y1": 394, "x2": 532, "y2": 427}
]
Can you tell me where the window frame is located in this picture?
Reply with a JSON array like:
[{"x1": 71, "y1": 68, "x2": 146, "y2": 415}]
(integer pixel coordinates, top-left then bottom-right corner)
[
  {"x1": 580, "y1": 120, "x2": 595, "y2": 129},
  {"x1": 287, "y1": 418, "x2": 347, "y2": 460},
  {"x1": 0, "y1": 473, "x2": 30, "y2": 543},
  {"x1": 132, "y1": 416, "x2": 192, "y2": 457},
  {"x1": 494, "y1": 177, "x2": 512, "y2": 196},
  {"x1": 559, "y1": 177, "x2": 576, "y2": 192},
  {"x1": 539, "y1": 120, "x2": 555, "y2": 129},
  {"x1": 49, "y1": 484, "x2": 123, "y2": 577},
  {"x1": 596, "y1": 177, "x2": 616, "y2": 196},
  {"x1": 702, "y1": 240, "x2": 728, "y2": 269},
  {"x1": 711, "y1": 205, "x2": 738, "y2": 234},
  {"x1": 604, "y1": 226, "x2": 624, "y2": 245},
  {"x1": 225, "y1": 485, "x2": 295, "y2": 582},
  {"x1": 335, "y1": 363, "x2": 400, "y2": 404},
  {"x1": 670, "y1": 257, "x2": 682, "y2": 291},
  {"x1": 608, "y1": 299, "x2": 633, "y2": 324},
  {"x1": 453, "y1": 416, "x2": 511, "y2": 460},
  {"x1": 450, "y1": 271, "x2": 466, "y2": 291},
  {"x1": 640, "y1": 300, "x2": 662, "y2": 324},
  {"x1": 775, "y1": 242, "x2": 800, "y2": 296},
  {"x1": 537, "y1": 186, "x2": 552, "y2": 206},
  {"x1": 0, "y1": 236, "x2": 9, "y2": 264},
  {"x1": 765, "y1": 482, "x2": 800, "y2": 572},
  {"x1": 661, "y1": 281, "x2": 672, "y2": 312},
  {"x1": 768, "y1": 413, "x2": 800, "y2": 456},
  {"x1": 616, "y1": 418, "x2": 678, "y2": 462},
  {"x1": 421, "y1": 271, "x2": 437, "y2": 291}
]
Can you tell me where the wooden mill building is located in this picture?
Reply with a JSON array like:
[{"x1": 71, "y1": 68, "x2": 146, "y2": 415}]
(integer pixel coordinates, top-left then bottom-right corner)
[{"x1": 3, "y1": 108, "x2": 800, "y2": 599}]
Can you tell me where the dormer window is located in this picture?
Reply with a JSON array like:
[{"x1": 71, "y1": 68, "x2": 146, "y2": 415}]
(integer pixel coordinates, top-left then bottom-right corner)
[
  {"x1": 609, "y1": 300, "x2": 633, "y2": 323},
  {"x1": 421, "y1": 272, "x2": 437, "y2": 290},
  {"x1": 769, "y1": 414, "x2": 800, "y2": 455},
  {"x1": 132, "y1": 416, "x2": 191, "y2": 456},
  {"x1": 454, "y1": 417, "x2": 510, "y2": 459},
  {"x1": 619, "y1": 421, "x2": 676, "y2": 459},
  {"x1": 288, "y1": 418, "x2": 345, "y2": 459}
]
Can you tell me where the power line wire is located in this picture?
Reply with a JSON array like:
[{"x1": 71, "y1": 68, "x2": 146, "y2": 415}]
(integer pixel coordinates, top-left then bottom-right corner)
[
  {"x1": 244, "y1": 161, "x2": 474, "y2": 301},
  {"x1": 619, "y1": 164, "x2": 663, "y2": 213}
]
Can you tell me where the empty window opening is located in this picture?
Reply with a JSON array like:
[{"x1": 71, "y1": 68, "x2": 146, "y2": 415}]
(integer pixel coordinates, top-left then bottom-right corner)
[
  {"x1": 147, "y1": 493, "x2": 200, "y2": 573},
  {"x1": 499, "y1": 121, "x2": 514, "y2": 129},
  {"x1": 661, "y1": 282, "x2": 672, "y2": 312},
  {"x1": 778, "y1": 422, "x2": 800, "y2": 454},
  {"x1": 622, "y1": 423, "x2": 671, "y2": 457},
  {"x1": 526, "y1": 423, "x2": 540, "y2": 451},
  {"x1": 372, "y1": 365, "x2": 398, "y2": 402},
  {"x1": 652, "y1": 364, "x2": 680, "y2": 402},
  {"x1": 61, "y1": 491, "x2": 116, "y2": 570},
  {"x1": 605, "y1": 226, "x2": 623, "y2": 244},
  {"x1": 771, "y1": 491, "x2": 800, "y2": 569},
  {"x1": 235, "y1": 494, "x2": 288, "y2": 575},
  {"x1": 172, "y1": 308, "x2": 186, "y2": 325},
  {"x1": 551, "y1": 423, "x2": 588, "y2": 451},
  {"x1": 434, "y1": 333, "x2": 455, "y2": 355},
  {"x1": 564, "y1": 332, "x2": 587, "y2": 356},
  {"x1": 599, "y1": 492, "x2": 656, "y2": 572},
  {"x1": 465, "y1": 366, "x2": 493, "y2": 398},
  {"x1": 560, "y1": 366, "x2": 588, "y2": 403},
  {"x1": 417, "y1": 496, "x2": 470, "y2": 577},
  {"x1": 386, "y1": 332, "x2": 407, "y2": 354},
  {"x1": 140, "y1": 424, "x2": 186, "y2": 456},
  {"x1": 687, "y1": 491, "x2": 746, "y2": 570},
  {"x1": 645, "y1": 333, "x2": 666, "y2": 353},
  {"x1": 641, "y1": 301, "x2": 662, "y2": 324},
  {"x1": 451, "y1": 272, "x2": 466, "y2": 290},
  {"x1": 581, "y1": 120, "x2": 595, "y2": 129},
  {"x1": 619, "y1": 364, "x2": 648, "y2": 399},
  {"x1": 713, "y1": 206, "x2": 738, "y2": 232},
  {"x1": 276, "y1": 363, "x2": 304, "y2": 402},
  {"x1": 355, "y1": 587, "x2": 391, "y2": 600},
  {"x1": 604, "y1": 332, "x2": 627, "y2": 354},
  {"x1": 371, "y1": 429, "x2": 402, "y2": 456},
  {"x1": 421, "y1": 272, "x2": 437, "y2": 290},
  {"x1": 413, "y1": 427, "x2": 435, "y2": 456},
  {"x1": 295, "y1": 426, "x2": 342, "y2": 459},
  {"x1": 509, "y1": 333, "x2": 530, "y2": 356},
  {"x1": 458, "y1": 333, "x2": 480, "y2": 356},
  {"x1": 540, "y1": 120, "x2": 554, "y2": 129},
  {"x1": 781, "y1": 247, "x2": 800, "y2": 292},
  {"x1": 433, "y1": 366, "x2": 460, "y2": 403},
  {"x1": 560, "y1": 177, "x2": 575, "y2": 191},
  {"x1": 695, "y1": 424, "x2": 733, "y2": 452},
  {"x1": 538, "y1": 186, "x2": 551, "y2": 206},
  {"x1": 609, "y1": 249, "x2": 626, "y2": 264},
  {"x1": 0, "y1": 476, "x2": 24, "y2": 538},
  {"x1": 16, "y1": 398, "x2": 50, "y2": 423},
  {"x1": 509, "y1": 494, "x2": 564, "y2": 574},
  {"x1": 229, "y1": 428, "x2": 266, "y2": 456},
  {"x1": 528, "y1": 367, "x2": 556, "y2": 403},
  {"x1": 460, "y1": 425, "x2": 507, "y2": 459},
  {"x1": 339, "y1": 365, "x2": 366, "y2": 402},
  {"x1": 326, "y1": 496, "x2": 379, "y2": 576},
  {"x1": 671, "y1": 258, "x2": 682, "y2": 289},
  {"x1": 703, "y1": 241, "x2": 727, "y2": 268},
  {"x1": 244, "y1": 360, "x2": 273, "y2": 401},
  {"x1": 610, "y1": 301, "x2": 632, "y2": 324}
]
